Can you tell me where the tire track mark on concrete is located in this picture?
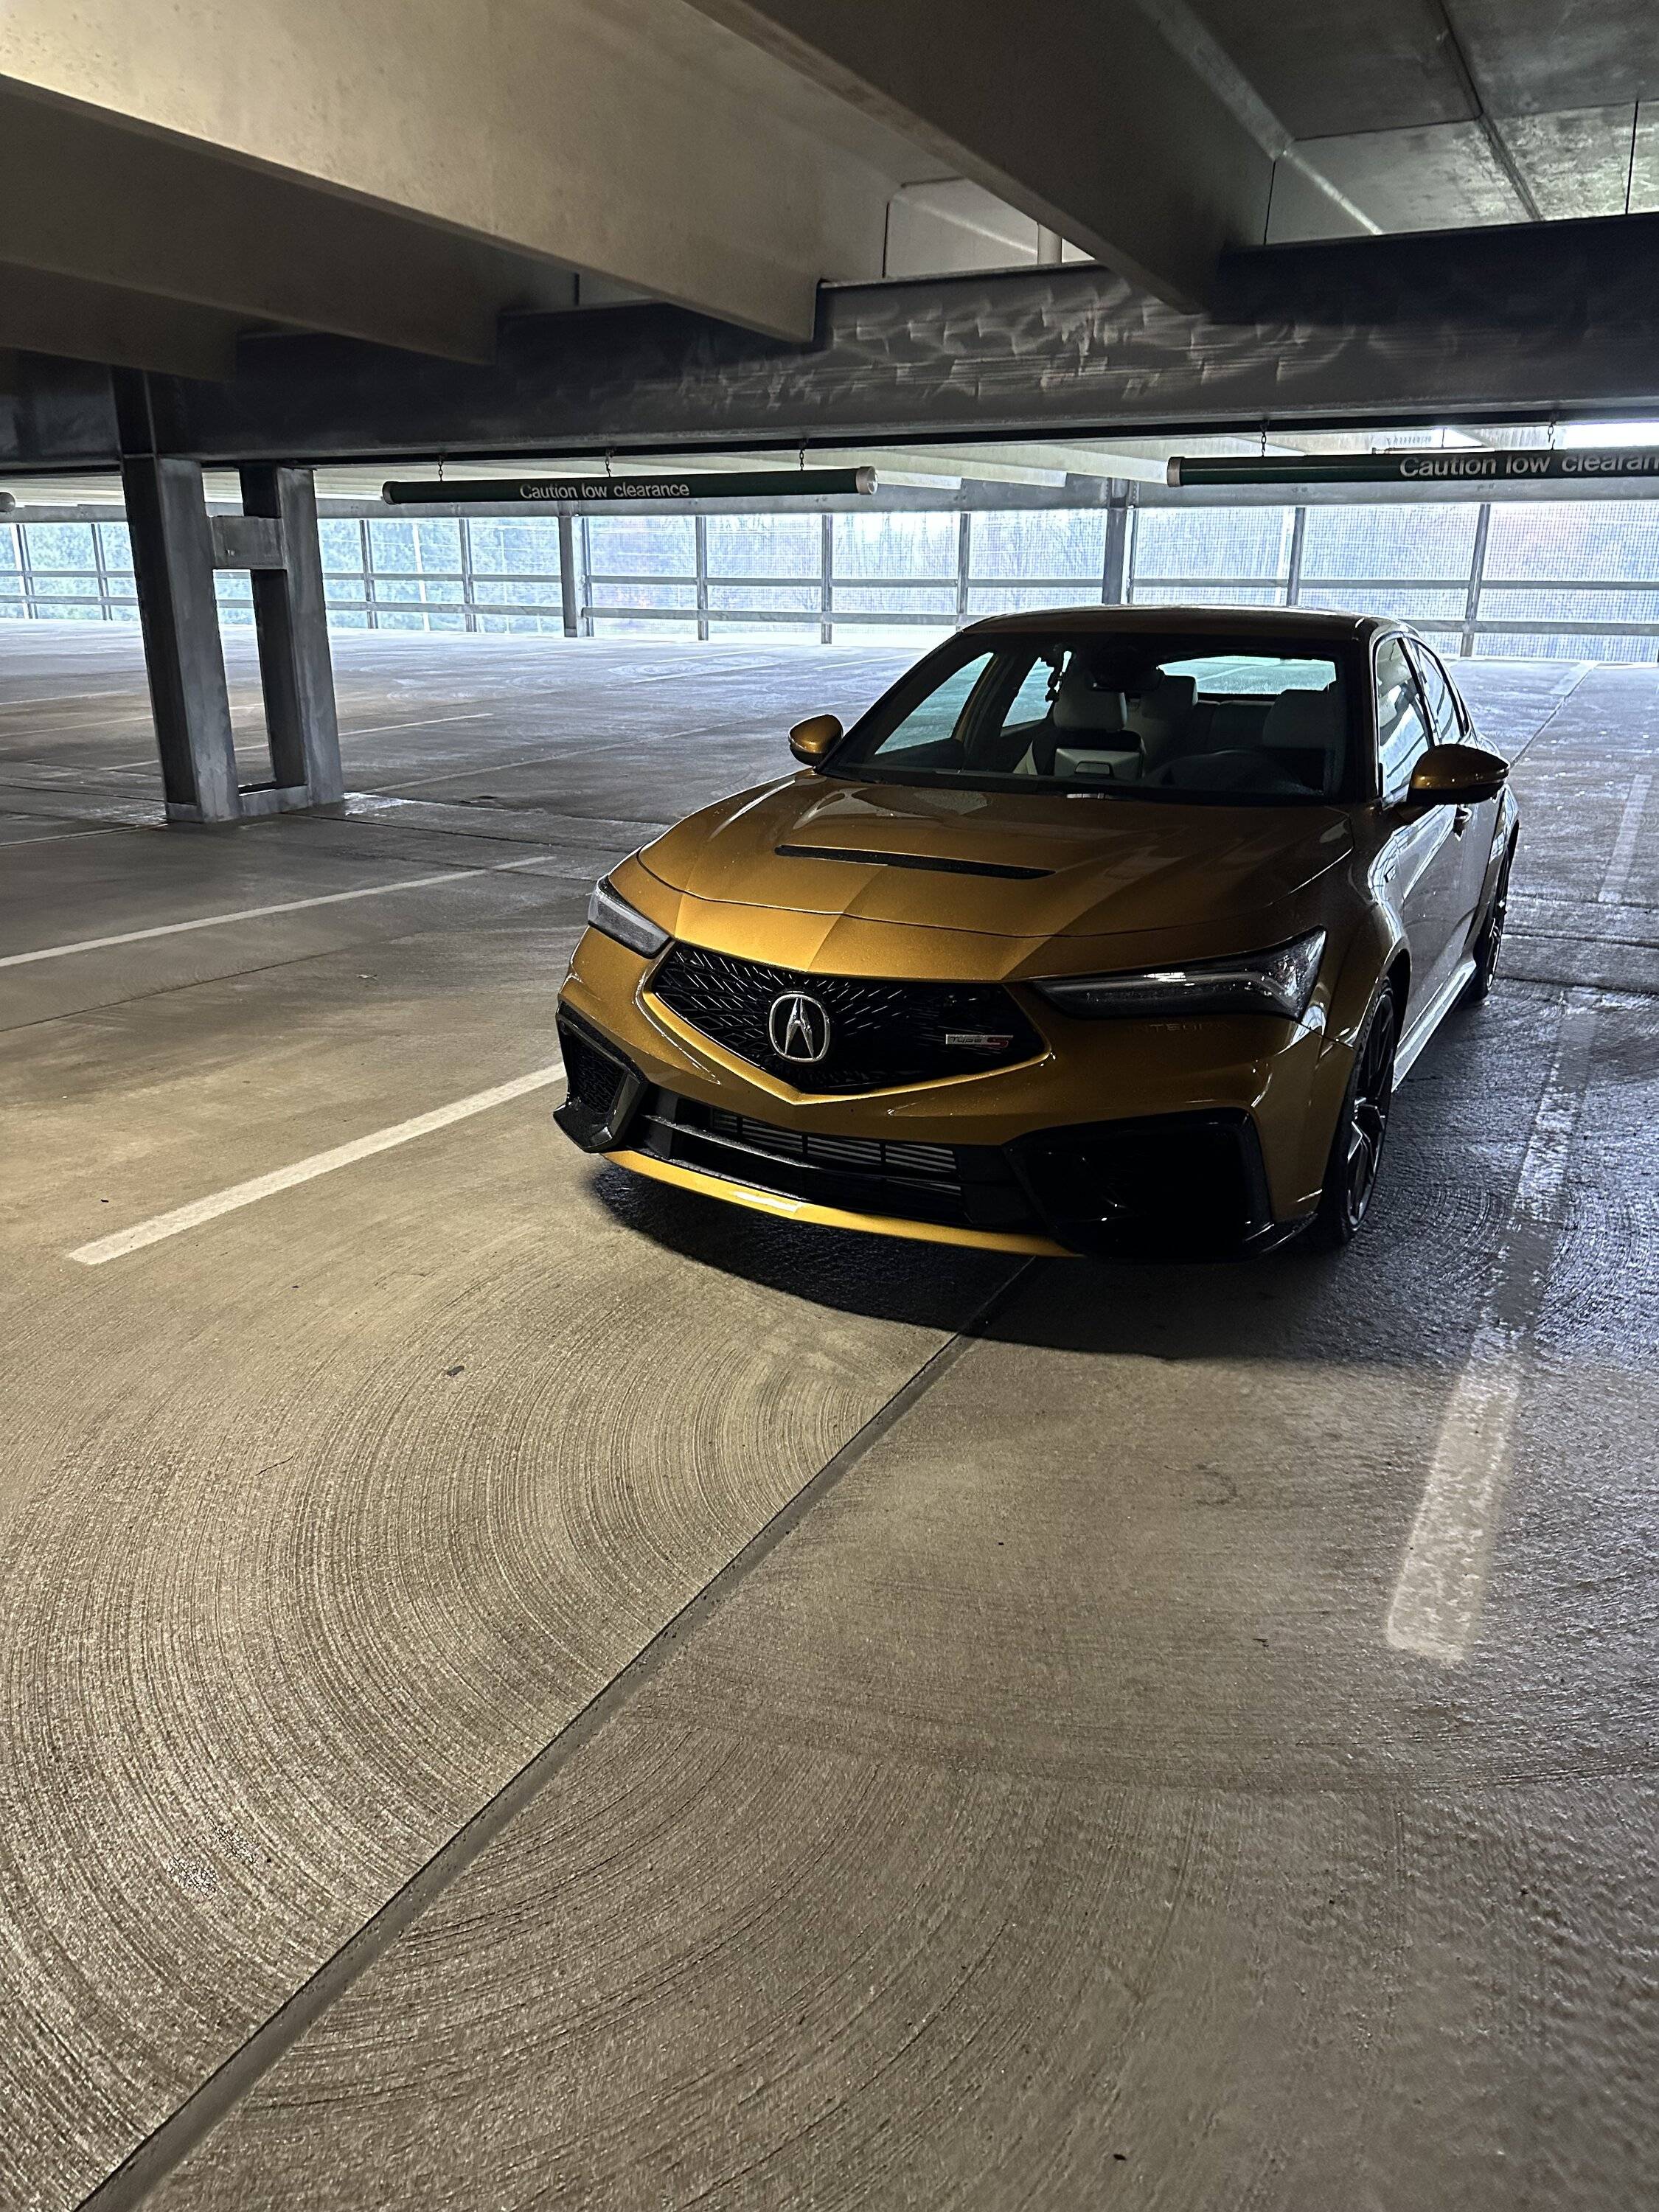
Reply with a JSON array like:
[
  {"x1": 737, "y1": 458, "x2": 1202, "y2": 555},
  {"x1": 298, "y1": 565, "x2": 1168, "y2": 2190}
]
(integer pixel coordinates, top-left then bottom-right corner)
[{"x1": 74, "y1": 1259, "x2": 1035, "y2": 2212}]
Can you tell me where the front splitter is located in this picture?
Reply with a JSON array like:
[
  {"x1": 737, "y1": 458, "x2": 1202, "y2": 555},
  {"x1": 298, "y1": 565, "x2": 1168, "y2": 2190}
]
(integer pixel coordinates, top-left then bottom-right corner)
[{"x1": 605, "y1": 1147, "x2": 1070, "y2": 1258}]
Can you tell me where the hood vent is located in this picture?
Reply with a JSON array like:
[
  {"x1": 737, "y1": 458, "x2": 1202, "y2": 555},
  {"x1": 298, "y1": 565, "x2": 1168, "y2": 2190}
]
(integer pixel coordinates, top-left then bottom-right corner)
[{"x1": 774, "y1": 843, "x2": 1051, "y2": 882}]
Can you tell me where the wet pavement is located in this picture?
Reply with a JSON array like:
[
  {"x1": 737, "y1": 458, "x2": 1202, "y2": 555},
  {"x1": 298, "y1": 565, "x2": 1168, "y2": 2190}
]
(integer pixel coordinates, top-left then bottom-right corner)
[{"x1": 1, "y1": 626, "x2": 1654, "y2": 2210}]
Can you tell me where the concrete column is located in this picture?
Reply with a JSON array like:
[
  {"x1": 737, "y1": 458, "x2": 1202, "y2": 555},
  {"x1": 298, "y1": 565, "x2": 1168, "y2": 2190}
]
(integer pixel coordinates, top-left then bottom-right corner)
[
  {"x1": 239, "y1": 465, "x2": 344, "y2": 808},
  {"x1": 119, "y1": 452, "x2": 240, "y2": 823}
]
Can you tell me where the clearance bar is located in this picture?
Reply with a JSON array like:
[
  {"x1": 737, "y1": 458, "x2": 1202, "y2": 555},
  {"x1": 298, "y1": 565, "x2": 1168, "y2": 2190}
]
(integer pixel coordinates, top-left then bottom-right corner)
[
  {"x1": 1167, "y1": 448, "x2": 1659, "y2": 487},
  {"x1": 383, "y1": 467, "x2": 877, "y2": 504}
]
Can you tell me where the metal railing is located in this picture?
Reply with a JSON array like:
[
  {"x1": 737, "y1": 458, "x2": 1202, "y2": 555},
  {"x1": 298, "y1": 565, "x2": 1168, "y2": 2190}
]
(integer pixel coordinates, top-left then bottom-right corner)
[{"x1": 6, "y1": 509, "x2": 1659, "y2": 657}]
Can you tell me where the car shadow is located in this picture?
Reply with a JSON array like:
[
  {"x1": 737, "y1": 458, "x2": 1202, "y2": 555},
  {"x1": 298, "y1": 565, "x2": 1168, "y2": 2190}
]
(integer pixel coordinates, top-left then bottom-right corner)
[{"x1": 587, "y1": 1113, "x2": 1481, "y2": 1376}]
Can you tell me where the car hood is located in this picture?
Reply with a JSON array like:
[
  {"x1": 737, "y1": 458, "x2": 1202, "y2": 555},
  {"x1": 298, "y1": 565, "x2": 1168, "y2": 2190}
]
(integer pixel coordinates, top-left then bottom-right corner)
[{"x1": 636, "y1": 774, "x2": 1352, "y2": 941}]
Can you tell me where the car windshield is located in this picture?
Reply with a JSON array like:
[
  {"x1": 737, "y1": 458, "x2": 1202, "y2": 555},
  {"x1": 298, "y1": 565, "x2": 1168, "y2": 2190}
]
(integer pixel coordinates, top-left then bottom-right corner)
[{"x1": 830, "y1": 633, "x2": 1352, "y2": 802}]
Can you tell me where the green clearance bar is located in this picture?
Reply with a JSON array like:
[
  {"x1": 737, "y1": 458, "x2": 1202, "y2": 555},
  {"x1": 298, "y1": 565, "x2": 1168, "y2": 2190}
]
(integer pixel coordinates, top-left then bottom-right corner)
[
  {"x1": 382, "y1": 467, "x2": 877, "y2": 504},
  {"x1": 1167, "y1": 448, "x2": 1659, "y2": 487}
]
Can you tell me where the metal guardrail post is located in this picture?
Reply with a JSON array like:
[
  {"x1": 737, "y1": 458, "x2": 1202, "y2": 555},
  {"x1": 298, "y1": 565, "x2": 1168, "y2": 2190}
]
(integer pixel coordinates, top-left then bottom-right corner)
[
  {"x1": 821, "y1": 514, "x2": 834, "y2": 644},
  {"x1": 16, "y1": 518, "x2": 35, "y2": 619},
  {"x1": 556, "y1": 515, "x2": 579, "y2": 636},
  {"x1": 91, "y1": 518, "x2": 113, "y2": 621},
  {"x1": 358, "y1": 519, "x2": 377, "y2": 630},
  {"x1": 458, "y1": 518, "x2": 478, "y2": 633},
  {"x1": 1285, "y1": 507, "x2": 1307, "y2": 607},
  {"x1": 695, "y1": 515, "x2": 711, "y2": 642},
  {"x1": 1102, "y1": 484, "x2": 1131, "y2": 605},
  {"x1": 1463, "y1": 504, "x2": 1491, "y2": 656},
  {"x1": 956, "y1": 512, "x2": 973, "y2": 627}
]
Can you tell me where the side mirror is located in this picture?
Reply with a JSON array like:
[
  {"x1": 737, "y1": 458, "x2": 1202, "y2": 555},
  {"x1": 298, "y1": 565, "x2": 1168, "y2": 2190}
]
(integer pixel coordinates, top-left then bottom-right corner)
[
  {"x1": 1406, "y1": 741, "x2": 1508, "y2": 808},
  {"x1": 789, "y1": 713, "x2": 843, "y2": 765}
]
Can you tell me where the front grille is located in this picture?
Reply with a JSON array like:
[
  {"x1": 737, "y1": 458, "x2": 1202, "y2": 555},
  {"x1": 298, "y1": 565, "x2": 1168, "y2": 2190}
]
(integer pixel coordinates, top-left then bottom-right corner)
[
  {"x1": 647, "y1": 942, "x2": 1043, "y2": 1095},
  {"x1": 634, "y1": 1090, "x2": 1037, "y2": 1234},
  {"x1": 699, "y1": 1105, "x2": 959, "y2": 1185}
]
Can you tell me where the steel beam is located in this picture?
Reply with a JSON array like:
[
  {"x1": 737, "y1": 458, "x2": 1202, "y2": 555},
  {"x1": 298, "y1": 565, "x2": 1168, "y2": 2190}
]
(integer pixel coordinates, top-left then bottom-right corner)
[
  {"x1": 240, "y1": 466, "x2": 344, "y2": 808},
  {"x1": 98, "y1": 211, "x2": 1659, "y2": 468},
  {"x1": 14, "y1": 209, "x2": 1659, "y2": 480},
  {"x1": 119, "y1": 454, "x2": 240, "y2": 823}
]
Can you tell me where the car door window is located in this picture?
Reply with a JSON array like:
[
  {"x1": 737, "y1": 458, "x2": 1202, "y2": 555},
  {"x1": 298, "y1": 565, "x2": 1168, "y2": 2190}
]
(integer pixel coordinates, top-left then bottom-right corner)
[
  {"x1": 1374, "y1": 636, "x2": 1433, "y2": 803},
  {"x1": 1408, "y1": 641, "x2": 1462, "y2": 747}
]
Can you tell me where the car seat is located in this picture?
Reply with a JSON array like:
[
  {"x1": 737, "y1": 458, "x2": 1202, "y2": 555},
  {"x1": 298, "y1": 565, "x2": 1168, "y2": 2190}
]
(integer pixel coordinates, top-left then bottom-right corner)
[
  {"x1": 1256, "y1": 684, "x2": 1342, "y2": 793},
  {"x1": 1123, "y1": 671, "x2": 1197, "y2": 773},
  {"x1": 1014, "y1": 658, "x2": 1135, "y2": 778}
]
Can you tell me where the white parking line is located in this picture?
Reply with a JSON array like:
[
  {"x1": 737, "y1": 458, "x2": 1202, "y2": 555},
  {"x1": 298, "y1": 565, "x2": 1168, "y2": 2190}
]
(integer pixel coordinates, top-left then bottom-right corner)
[
  {"x1": 0, "y1": 855, "x2": 555, "y2": 967},
  {"x1": 1598, "y1": 771, "x2": 1652, "y2": 905},
  {"x1": 68, "y1": 1060, "x2": 566, "y2": 1265},
  {"x1": 378, "y1": 748, "x2": 556, "y2": 793},
  {"x1": 1385, "y1": 1000, "x2": 1596, "y2": 1664},
  {"x1": 339, "y1": 710, "x2": 493, "y2": 738},
  {"x1": 0, "y1": 710, "x2": 159, "y2": 735},
  {"x1": 0, "y1": 824, "x2": 131, "y2": 846},
  {"x1": 0, "y1": 688, "x2": 134, "y2": 711}
]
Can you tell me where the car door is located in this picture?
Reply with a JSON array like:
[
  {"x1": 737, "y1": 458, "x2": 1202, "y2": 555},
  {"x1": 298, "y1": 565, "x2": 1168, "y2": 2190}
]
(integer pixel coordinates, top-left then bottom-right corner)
[
  {"x1": 1408, "y1": 638, "x2": 1498, "y2": 965},
  {"x1": 1372, "y1": 633, "x2": 1466, "y2": 1007}
]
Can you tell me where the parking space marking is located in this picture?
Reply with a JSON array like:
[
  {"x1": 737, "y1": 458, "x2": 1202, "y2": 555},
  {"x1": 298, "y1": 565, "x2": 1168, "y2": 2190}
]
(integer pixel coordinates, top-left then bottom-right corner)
[
  {"x1": 0, "y1": 687, "x2": 134, "y2": 711},
  {"x1": 339, "y1": 710, "x2": 494, "y2": 738},
  {"x1": 0, "y1": 824, "x2": 131, "y2": 846},
  {"x1": 67, "y1": 1060, "x2": 566, "y2": 1265},
  {"x1": 1599, "y1": 771, "x2": 1652, "y2": 905},
  {"x1": 0, "y1": 855, "x2": 557, "y2": 967},
  {"x1": 378, "y1": 748, "x2": 563, "y2": 793},
  {"x1": 1385, "y1": 998, "x2": 1597, "y2": 1663}
]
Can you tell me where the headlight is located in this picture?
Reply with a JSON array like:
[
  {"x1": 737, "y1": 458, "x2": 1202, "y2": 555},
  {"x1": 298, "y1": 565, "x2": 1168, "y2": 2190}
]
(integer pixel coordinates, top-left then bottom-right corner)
[
  {"x1": 1032, "y1": 929, "x2": 1326, "y2": 1020},
  {"x1": 587, "y1": 876, "x2": 671, "y2": 959}
]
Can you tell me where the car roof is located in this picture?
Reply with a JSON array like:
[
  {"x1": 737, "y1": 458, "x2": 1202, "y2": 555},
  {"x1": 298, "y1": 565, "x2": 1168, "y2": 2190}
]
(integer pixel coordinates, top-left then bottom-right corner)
[{"x1": 961, "y1": 604, "x2": 1392, "y2": 644}]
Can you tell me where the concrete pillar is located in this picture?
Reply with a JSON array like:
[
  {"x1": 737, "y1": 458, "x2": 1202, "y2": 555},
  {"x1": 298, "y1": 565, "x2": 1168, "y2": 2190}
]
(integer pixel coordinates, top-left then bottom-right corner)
[
  {"x1": 119, "y1": 452, "x2": 240, "y2": 822},
  {"x1": 240, "y1": 465, "x2": 344, "y2": 807}
]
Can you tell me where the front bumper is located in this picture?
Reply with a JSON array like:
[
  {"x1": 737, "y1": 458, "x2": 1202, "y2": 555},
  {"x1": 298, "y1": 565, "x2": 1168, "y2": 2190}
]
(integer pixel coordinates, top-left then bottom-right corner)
[{"x1": 555, "y1": 992, "x2": 1314, "y2": 1261}]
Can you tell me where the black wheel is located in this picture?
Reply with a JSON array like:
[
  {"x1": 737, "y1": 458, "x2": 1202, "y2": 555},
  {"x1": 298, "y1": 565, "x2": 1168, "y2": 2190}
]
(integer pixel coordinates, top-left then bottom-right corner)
[
  {"x1": 1305, "y1": 990, "x2": 1398, "y2": 1251},
  {"x1": 1463, "y1": 842, "x2": 1514, "y2": 1005}
]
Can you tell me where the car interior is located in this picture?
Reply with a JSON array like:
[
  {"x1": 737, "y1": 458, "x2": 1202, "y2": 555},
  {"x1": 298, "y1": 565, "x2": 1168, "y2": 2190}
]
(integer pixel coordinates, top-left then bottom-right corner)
[{"x1": 857, "y1": 641, "x2": 1352, "y2": 799}]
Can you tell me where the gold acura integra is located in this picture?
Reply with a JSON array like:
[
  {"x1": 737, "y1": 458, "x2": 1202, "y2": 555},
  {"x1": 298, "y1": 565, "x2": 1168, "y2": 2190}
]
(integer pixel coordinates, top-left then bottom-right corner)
[{"x1": 555, "y1": 609, "x2": 1517, "y2": 1258}]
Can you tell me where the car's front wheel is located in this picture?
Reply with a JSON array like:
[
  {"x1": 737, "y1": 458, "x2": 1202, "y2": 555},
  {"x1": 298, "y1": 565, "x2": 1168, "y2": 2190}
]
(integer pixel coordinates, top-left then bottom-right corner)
[
  {"x1": 1462, "y1": 840, "x2": 1514, "y2": 1006},
  {"x1": 1305, "y1": 989, "x2": 1398, "y2": 1251}
]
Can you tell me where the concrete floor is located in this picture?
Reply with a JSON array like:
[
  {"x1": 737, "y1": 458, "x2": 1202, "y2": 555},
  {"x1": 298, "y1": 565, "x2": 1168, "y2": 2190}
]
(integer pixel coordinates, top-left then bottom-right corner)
[{"x1": 1, "y1": 622, "x2": 1655, "y2": 2211}]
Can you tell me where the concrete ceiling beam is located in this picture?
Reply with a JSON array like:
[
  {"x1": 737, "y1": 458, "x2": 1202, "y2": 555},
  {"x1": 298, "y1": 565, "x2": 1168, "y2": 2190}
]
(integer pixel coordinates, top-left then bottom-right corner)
[
  {"x1": 0, "y1": 0, "x2": 908, "y2": 345},
  {"x1": 0, "y1": 86, "x2": 536, "y2": 366},
  {"x1": 681, "y1": 0, "x2": 1360, "y2": 306},
  {"x1": 0, "y1": 262, "x2": 241, "y2": 379}
]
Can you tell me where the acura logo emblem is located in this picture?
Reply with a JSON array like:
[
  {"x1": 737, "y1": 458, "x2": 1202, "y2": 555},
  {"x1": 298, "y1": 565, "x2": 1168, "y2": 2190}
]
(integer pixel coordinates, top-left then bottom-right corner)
[{"x1": 767, "y1": 989, "x2": 832, "y2": 1063}]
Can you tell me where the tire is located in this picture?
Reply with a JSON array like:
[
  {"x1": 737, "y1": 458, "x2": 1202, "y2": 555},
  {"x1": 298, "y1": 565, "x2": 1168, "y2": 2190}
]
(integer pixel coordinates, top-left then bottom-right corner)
[
  {"x1": 1462, "y1": 841, "x2": 1514, "y2": 1006},
  {"x1": 1304, "y1": 989, "x2": 1399, "y2": 1251}
]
